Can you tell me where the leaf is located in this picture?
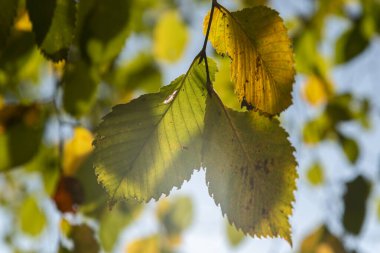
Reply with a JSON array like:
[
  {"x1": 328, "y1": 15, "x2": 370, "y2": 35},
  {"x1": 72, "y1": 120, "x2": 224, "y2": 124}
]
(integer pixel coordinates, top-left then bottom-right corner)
[
  {"x1": 300, "y1": 225, "x2": 348, "y2": 253},
  {"x1": 63, "y1": 127, "x2": 93, "y2": 176},
  {"x1": 302, "y1": 75, "x2": 334, "y2": 107},
  {"x1": 205, "y1": 5, "x2": 295, "y2": 115},
  {"x1": 153, "y1": 10, "x2": 189, "y2": 62},
  {"x1": 79, "y1": 0, "x2": 131, "y2": 67},
  {"x1": 202, "y1": 92, "x2": 297, "y2": 243},
  {"x1": 156, "y1": 196, "x2": 194, "y2": 236},
  {"x1": 94, "y1": 59, "x2": 216, "y2": 203},
  {"x1": 306, "y1": 163, "x2": 324, "y2": 186},
  {"x1": 342, "y1": 175, "x2": 371, "y2": 235},
  {"x1": 53, "y1": 176, "x2": 85, "y2": 213},
  {"x1": 26, "y1": 0, "x2": 76, "y2": 61},
  {"x1": 126, "y1": 235, "x2": 160, "y2": 253},
  {"x1": 62, "y1": 61, "x2": 100, "y2": 117},
  {"x1": 0, "y1": 0, "x2": 19, "y2": 52},
  {"x1": 0, "y1": 104, "x2": 44, "y2": 171},
  {"x1": 19, "y1": 196, "x2": 47, "y2": 236},
  {"x1": 338, "y1": 134, "x2": 360, "y2": 164},
  {"x1": 70, "y1": 224, "x2": 100, "y2": 253},
  {"x1": 99, "y1": 201, "x2": 141, "y2": 252},
  {"x1": 225, "y1": 220, "x2": 245, "y2": 247},
  {"x1": 335, "y1": 20, "x2": 369, "y2": 65}
]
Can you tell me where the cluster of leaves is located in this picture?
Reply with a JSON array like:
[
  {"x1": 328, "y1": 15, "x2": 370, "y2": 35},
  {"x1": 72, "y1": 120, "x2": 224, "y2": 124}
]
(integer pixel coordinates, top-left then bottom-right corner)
[{"x1": 1, "y1": 0, "x2": 380, "y2": 252}]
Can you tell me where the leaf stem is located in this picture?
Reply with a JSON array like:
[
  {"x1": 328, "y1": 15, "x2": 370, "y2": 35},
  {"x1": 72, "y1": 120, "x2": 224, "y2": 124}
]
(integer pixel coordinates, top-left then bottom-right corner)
[{"x1": 198, "y1": 0, "x2": 218, "y2": 95}]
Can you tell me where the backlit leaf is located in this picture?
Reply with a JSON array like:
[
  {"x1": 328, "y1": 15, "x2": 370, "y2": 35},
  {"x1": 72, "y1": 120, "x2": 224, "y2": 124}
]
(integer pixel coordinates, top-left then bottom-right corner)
[
  {"x1": 19, "y1": 196, "x2": 47, "y2": 236},
  {"x1": 225, "y1": 220, "x2": 245, "y2": 247},
  {"x1": 0, "y1": 0, "x2": 19, "y2": 52},
  {"x1": 205, "y1": 5, "x2": 295, "y2": 115},
  {"x1": 63, "y1": 127, "x2": 93, "y2": 176},
  {"x1": 302, "y1": 75, "x2": 334, "y2": 107},
  {"x1": 126, "y1": 235, "x2": 160, "y2": 253},
  {"x1": 338, "y1": 134, "x2": 360, "y2": 164},
  {"x1": 94, "y1": 59, "x2": 216, "y2": 203},
  {"x1": 342, "y1": 175, "x2": 371, "y2": 235},
  {"x1": 306, "y1": 163, "x2": 324, "y2": 186},
  {"x1": 300, "y1": 225, "x2": 347, "y2": 253},
  {"x1": 26, "y1": 0, "x2": 76, "y2": 61},
  {"x1": 202, "y1": 92, "x2": 297, "y2": 243},
  {"x1": 153, "y1": 10, "x2": 189, "y2": 62}
]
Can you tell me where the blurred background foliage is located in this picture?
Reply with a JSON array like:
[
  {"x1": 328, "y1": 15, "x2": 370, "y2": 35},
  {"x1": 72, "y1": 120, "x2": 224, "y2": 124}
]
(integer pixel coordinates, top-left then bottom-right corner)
[{"x1": 0, "y1": 0, "x2": 380, "y2": 252}]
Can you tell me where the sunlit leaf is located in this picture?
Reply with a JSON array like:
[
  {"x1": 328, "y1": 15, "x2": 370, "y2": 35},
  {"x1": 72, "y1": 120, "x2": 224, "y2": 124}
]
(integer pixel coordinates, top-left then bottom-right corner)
[
  {"x1": 306, "y1": 163, "x2": 324, "y2": 186},
  {"x1": 153, "y1": 10, "x2": 188, "y2": 62},
  {"x1": 27, "y1": 0, "x2": 76, "y2": 61},
  {"x1": 62, "y1": 61, "x2": 100, "y2": 117},
  {"x1": 126, "y1": 235, "x2": 160, "y2": 253},
  {"x1": 14, "y1": 10, "x2": 32, "y2": 32},
  {"x1": 300, "y1": 225, "x2": 347, "y2": 253},
  {"x1": 63, "y1": 127, "x2": 93, "y2": 176},
  {"x1": 202, "y1": 92, "x2": 297, "y2": 243},
  {"x1": 225, "y1": 220, "x2": 245, "y2": 247},
  {"x1": 94, "y1": 60, "x2": 216, "y2": 203},
  {"x1": 19, "y1": 196, "x2": 47, "y2": 236},
  {"x1": 0, "y1": 104, "x2": 44, "y2": 171},
  {"x1": 156, "y1": 196, "x2": 193, "y2": 236},
  {"x1": 214, "y1": 57, "x2": 241, "y2": 110},
  {"x1": 205, "y1": 5, "x2": 295, "y2": 115},
  {"x1": 342, "y1": 175, "x2": 371, "y2": 235},
  {"x1": 0, "y1": 0, "x2": 19, "y2": 52},
  {"x1": 302, "y1": 75, "x2": 334, "y2": 107},
  {"x1": 79, "y1": 0, "x2": 131, "y2": 67}
]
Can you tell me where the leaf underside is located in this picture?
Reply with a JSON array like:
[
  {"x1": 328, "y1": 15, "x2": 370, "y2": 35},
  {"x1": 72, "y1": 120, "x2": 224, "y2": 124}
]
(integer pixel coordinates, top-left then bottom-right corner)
[
  {"x1": 203, "y1": 93, "x2": 297, "y2": 243},
  {"x1": 94, "y1": 60, "x2": 216, "y2": 203},
  {"x1": 205, "y1": 6, "x2": 295, "y2": 115}
]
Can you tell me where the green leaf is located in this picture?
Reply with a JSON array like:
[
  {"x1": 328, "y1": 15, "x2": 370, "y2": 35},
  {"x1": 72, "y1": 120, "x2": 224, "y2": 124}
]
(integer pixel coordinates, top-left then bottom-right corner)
[
  {"x1": 202, "y1": 92, "x2": 297, "y2": 243},
  {"x1": 79, "y1": 0, "x2": 131, "y2": 67},
  {"x1": 338, "y1": 134, "x2": 360, "y2": 164},
  {"x1": 70, "y1": 224, "x2": 100, "y2": 253},
  {"x1": 306, "y1": 163, "x2": 324, "y2": 186},
  {"x1": 19, "y1": 196, "x2": 47, "y2": 236},
  {"x1": 153, "y1": 10, "x2": 189, "y2": 62},
  {"x1": 335, "y1": 21, "x2": 369, "y2": 65},
  {"x1": 0, "y1": 0, "x2": 19, "y2": 52},
  {"x1": 62, "y1": 61, "x2": 100, "y2": 117},
  {"x1": 300, "y1": 225, "x2": 347, "y2": 253},
  {"x1": 156, "y1": 196, "x2": 194, "y2": 236},
  {"x1": 225, "y1": 220, "x2": 245, "y2": 247},
  {"x1": 94, "y1": 59, "x2": 216, "y2": 203},
  {"x1": 205, "y1": 5, "x2": 295, "y2": 115},
  {"x1": 0, "y1": 104, "x2": 45, "y2": 171},
  {"x1": 26, "y1": 0, "x2": 76, "y2": 61},
  {"x1": 99, "y1": 201, "x2": 141, "y2": 252},
  {"x1": 342, "y1": 175, "x2": 371, "y2": 235}
]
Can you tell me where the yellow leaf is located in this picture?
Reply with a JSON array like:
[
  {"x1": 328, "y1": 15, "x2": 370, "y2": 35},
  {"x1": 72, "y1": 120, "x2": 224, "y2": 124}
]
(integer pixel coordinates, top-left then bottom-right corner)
[
  {"x1": 154, "y1": 10, "x2": 188, "y2": 62},
  {"x1": 15, "y1": 11, "x2": 32, "y2": 31},
  {"x1": 19, "y1": 196, "x2": 47, "y2": 236},
  {"x1": 205, "y1": 5, "x2": 295, "y2": 115},
  {"x1": 63, "y1": 127, "x2": 93, "y2": 176},
  {"x1": 306, "y1": 163, "x2": 324, "y2": 186},
  {"x1": 302, "y1": 75, "x2": 334, "y2": 106},
  {"x1": 126, "y1": 236, "x2": 160, "y2": 253}
]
